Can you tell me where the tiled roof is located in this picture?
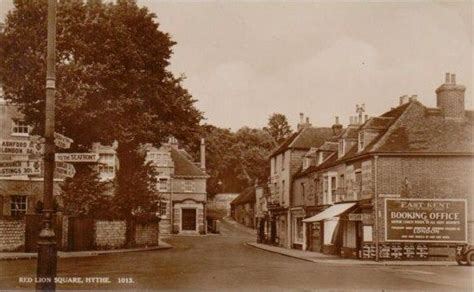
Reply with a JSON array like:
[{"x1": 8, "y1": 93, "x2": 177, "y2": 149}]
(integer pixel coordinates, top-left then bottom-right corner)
[
  {"x1": 231, "y1": 186, "x2": 256, "y2": 205},
  {"x1": 366, "y1": 101, "x2": 474, "y2": 153},
  {"x1": 295, "y1": 152, "x2": 337, "y2": 178},
  {"x1": 269, "y1": 127, "x2": 334, "y2": 157},
  {"x1": 170, "y1": 147, "x2": 208, "y2": 177}
]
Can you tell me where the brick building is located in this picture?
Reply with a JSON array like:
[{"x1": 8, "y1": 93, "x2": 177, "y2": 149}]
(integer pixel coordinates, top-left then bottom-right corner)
[{"x1": 297, "y1": 73, "x2": 473, "y2": 260}]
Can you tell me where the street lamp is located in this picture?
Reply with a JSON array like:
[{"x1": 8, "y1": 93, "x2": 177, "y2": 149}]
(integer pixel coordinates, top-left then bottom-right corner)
[{"x1": 36, "y1": 0, "x2": 57, "y2": 290}]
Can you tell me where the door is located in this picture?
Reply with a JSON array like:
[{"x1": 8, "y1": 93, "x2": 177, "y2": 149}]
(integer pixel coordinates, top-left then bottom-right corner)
[
  {"x1": 181, "y1": 208, "x2": 197, "y2": 231},
  {"x1": 68, "y1": 217, "x2": 94, "y2": 251}
]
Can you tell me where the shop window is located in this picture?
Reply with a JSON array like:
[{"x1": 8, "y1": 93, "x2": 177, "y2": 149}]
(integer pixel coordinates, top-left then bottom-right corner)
[
  {"x1": 10, "y1": 195, "x2": 27, "y2": 217},
  {"x1": 11, "y1": 120, "x2": 30, "y2": 136},
  {"x1": 294, "y1": 217, "x2": 304, "y2": 244}
]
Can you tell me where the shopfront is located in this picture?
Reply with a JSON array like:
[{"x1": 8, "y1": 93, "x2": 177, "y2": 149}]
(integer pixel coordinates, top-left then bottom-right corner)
[{"x1": 303, "y1": 202, "x2": 356, "y2": 255}]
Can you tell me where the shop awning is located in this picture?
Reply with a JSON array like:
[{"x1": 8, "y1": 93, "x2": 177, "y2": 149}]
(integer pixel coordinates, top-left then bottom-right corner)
[{"x1": 302, "y1": 202, "x2": 356, "y2": 223}]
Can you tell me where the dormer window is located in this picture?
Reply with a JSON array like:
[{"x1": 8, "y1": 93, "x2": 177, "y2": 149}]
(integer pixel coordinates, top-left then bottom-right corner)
[{"x1": 338, "y1": 139, "x2": 345, "y2": 158}]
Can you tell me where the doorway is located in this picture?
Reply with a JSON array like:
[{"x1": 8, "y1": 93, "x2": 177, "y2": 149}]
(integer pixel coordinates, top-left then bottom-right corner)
[{"x1": 181, "y1": 208, "x2": 197, "y2": 231}]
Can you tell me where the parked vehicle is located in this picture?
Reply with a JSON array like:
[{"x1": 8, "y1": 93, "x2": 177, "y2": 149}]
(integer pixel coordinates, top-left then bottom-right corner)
[{"x1": 456, "y1": 245, "x2": 473, "y2": 266}]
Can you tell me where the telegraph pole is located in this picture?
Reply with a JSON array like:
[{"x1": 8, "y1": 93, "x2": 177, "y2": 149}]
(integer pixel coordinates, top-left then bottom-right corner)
[{"x1": 36, "y1": 0, "x2": 57, "y2": 290}]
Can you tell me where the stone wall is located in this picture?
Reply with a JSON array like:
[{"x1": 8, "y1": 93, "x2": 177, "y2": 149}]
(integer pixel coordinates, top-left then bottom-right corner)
[
  {"x1": 134, "y1": 223, "x2": 159, "y2": 246},
  {"x1": 0, "y1": 219, "x2": 25, "y2": 251},
  {"x1": 94, "y1": 220, "x2": 126, "y2": 249}
]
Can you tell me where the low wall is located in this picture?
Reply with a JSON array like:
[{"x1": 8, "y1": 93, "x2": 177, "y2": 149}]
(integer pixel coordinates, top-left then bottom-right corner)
[
  {"x1": 0, "y1": 219, "x2": 25, "y2": 251},
  {"x1": 94, "y1": 220, "x2": 126, "y2": 249},
  {"x1": 135, "y1": 223, "x2": 159, "y2": 246}
]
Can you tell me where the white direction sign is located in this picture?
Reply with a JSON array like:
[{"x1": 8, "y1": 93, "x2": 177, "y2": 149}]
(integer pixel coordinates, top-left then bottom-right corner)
[
  {"x1": 55, "y1": 153, "x2": 99, "y2": 163},
  {"x1": 0, "y1": 139, "x2": 37, "y2": 155},
  {"x1": 55, "y1": 162, "x2": 76, "y2": 178},
  {"x1": 54, "y1": 132, "x2": 74, "y2": 149},
  {"x1": 0, "y1": 160, "x2": 41, "y2": 176}
]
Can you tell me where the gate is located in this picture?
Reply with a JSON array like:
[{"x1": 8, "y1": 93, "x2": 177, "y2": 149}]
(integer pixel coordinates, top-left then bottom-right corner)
[
  {"x1": 68, "y1": 217, "x2": 94, "y2": 251},
  {"x1": 25, "y1": 214, "x2": 61, "y2": 252}
]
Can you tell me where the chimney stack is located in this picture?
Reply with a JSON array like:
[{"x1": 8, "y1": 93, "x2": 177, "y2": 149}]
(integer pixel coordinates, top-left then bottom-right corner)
[
  {"x1": 332, "y1": 116, "x2": 343, "y2": 136},
  {"x1": 298, "y1": 113, "x2": 311, "y2": 130},
  {"x1": 364, "y1": 115, "x2": 369, "y2": 123},
  {"x1": 399, "y1": 95, "x2": 408, "y2": 105},
  {"x1": 436, "y1": 72, "x2": 466, "y2": 119},
  {"x1": 409, "y1": 95, "x2": 417, "y2": 102},
  {"x1": 200, "y1": 138, "x2": 206, "y2": 170}
]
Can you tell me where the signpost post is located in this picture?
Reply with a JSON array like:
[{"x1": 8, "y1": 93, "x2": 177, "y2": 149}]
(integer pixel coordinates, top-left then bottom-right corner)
[{"x1": 37, "y1": 0, "x2": 57, "y2": 290}]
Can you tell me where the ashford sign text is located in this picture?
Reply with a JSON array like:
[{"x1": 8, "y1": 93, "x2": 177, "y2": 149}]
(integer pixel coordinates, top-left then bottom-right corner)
[{"x1": 384, "y1": 198, "x2": 467, "y2": 243}]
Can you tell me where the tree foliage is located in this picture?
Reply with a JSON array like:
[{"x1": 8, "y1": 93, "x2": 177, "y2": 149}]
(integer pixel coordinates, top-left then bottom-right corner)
[
  {"x1": 59, "y1": 164, "x2": 111, "y2": 218},
  {"x1": 264, "y1": 113, "x2": 292, "y2": 145},
  {"x1": 199, "y1": 125, "x2": 274, "y2": 195},
  {"x1": 0, "y1": 1, "x2": 202, "y2": 233}
]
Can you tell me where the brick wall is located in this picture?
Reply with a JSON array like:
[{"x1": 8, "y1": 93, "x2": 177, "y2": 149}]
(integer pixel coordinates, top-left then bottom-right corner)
[
  {"x1": 94, "y1": 220, "x2": 126, "y2": 249},
  {"x1": 0, "y1": 219, "x2": 25, "y2": 251},
  {"x1": 375, "y1": 156, "x2": 474, "y2": 243},
  {"x1": 134, "y1": 223, "x2": 159, "y2": 246}
]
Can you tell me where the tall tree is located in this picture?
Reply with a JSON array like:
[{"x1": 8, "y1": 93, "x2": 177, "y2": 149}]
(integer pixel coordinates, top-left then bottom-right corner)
[
  {"x1": 0, "y1": 0, "x2": 202, "y2": 240},
  {"x1": 264, "y1": 113, "x2": 292, "y2": 144}
]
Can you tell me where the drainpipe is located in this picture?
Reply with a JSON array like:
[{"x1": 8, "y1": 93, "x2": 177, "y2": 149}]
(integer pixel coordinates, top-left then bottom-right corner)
[
  {"x1": 170, "y1": 176, "x2": 174, "y2": 234},
  {"x1": 374, "y1": 155, "x2": 379, "y2": 262}
]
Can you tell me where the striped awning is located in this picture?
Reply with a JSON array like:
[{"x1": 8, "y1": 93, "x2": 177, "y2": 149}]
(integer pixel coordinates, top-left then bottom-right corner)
[{"x1": 302, "y1": 202, "x2": 356, "y2": 223}]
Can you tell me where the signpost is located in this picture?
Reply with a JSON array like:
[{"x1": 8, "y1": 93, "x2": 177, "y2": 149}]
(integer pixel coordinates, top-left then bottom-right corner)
[
  {"x1": 0, "y1": 160, "x2": 41, "y2": 176},
  {"x1": 55, "y1": 153, "x2": 99, "y2": 163},
  {"x1": 55, "y1": 162, "x2": 76, "y2": 178},
  {"x1": 0, "y1": 139, "x2": 37, "y2": 155},
  {"x1": 384, "y1": 198, "x2": 467, "y2": 243},
  {"x1": 54, "y1": 132, "x2": 73, "y2": 149}
]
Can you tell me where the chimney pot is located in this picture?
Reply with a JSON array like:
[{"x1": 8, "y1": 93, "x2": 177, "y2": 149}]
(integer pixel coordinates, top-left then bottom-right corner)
[
  {"x1": 445, "y1": 73, "x2": 450, "y2": 83},
  {"x1": 451, "y1": 74, "x2": 456, "y2": 84},
  {"x1": 399, "y1": 95, "x2": 408, "y2": 106},
  {"x1": 409, "y1": 95, "x2": 417, "y2": 102},
  {"x1": 299, "y1": 112, "x2": 304, "y2": 124},
  {"x1": 335, "y1": 116, "x2": 339, "y2": 124}
]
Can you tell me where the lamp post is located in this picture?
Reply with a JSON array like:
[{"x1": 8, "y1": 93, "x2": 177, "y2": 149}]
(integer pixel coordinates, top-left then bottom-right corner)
[{"x1": 36, "y1": 0, "x2": 57, "y2": 290}]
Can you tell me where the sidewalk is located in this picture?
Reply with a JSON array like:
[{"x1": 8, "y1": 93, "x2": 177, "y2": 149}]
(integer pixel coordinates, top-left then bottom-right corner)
[
  {"x1": 0, "y1": 240, "x2": 172, "y2": 261},
  {"x1": 247, "y1": 242, "x2": 458, "y2": 266}
]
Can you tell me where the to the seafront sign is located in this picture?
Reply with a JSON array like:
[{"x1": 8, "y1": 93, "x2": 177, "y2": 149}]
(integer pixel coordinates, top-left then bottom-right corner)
[{"x1": 384, "y1": 198, "x2": 467, "y2": 243}]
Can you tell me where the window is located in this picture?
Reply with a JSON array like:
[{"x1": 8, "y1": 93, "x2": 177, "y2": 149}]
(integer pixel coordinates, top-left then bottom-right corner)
[
  {"x1": 301, "y1": 182, "x2": 305, "y2": 199},
  {"x1": 355, "y1": 171, "x2": 362, "y2": 192},
  {"x1": 281, "y1": 180, "x2": 285, "y2": 198},
  {"x1": 158, "y1": 178, "x2": 168, "y2": 192},
  {"x1": 281, "y1": 152, "x2": 285, "y2": 171},
  {"x1": 160, "y1": 200, "x2": 168, "y2": 217},
  {"x1": 98, "y1": 164, "x2": 114, "y2": 174},
  {"x1": 148, "y1": 152, "x2": 168, "y2": 166},
  {"x1": 12, "y1": 121, "x2": 29, "y2": 136},
  {"x1": 330, "y1": 176, "x2": 337, "y2": 193},
  {"x1": 338, "y1": 140, "x2": 345, "y2": 157},
  {"x1": 339, "y1": 174, "x2": 345, "y2": 189},
  {"x1": 323, "y1": 176, "x2": 329, "y2": 204},
  {"x1": 358, "y1": 132, "x2": 365, "y2": 151},
  {"x1": 184, "y1": 179, "x2": 193, "y2": 192},
  {"x1": 10, "y1": 195, "x2": 27, "y2": 217}
]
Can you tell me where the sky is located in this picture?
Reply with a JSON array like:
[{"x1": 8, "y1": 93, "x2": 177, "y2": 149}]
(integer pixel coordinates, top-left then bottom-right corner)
[{"x1": 0, "y1": 1, "x2": 472, "y2": 130}]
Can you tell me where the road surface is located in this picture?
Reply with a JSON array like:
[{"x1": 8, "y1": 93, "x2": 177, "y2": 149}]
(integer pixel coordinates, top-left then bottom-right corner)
[{"x1": 0, "y1": 218, "x2": 472, "y2": 290}]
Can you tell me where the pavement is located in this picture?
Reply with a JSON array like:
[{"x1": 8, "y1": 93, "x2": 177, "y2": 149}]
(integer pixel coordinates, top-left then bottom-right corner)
[
  {"x1": 246, "y1": 242, "x2": 459, "y2": 266},
  {"x1": 0, "y1": 240, "x2": 172, "y2": 261},
  {"x1": 0, "y1": 217, "x2": 472, "y2": 290}
]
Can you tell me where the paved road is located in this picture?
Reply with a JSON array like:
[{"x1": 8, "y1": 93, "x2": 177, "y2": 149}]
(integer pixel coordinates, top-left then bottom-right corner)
[{"x1": 0, "y1": 219, "x2": 473, "y2": 290}]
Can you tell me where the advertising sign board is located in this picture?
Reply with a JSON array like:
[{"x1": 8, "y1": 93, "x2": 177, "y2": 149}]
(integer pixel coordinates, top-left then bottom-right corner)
[{"x1": 384, "y1": 198, "x2": 467, "y2": 243}]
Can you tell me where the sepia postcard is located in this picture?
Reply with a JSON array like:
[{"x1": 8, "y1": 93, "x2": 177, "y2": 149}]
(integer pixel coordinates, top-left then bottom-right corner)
[{"x1": 0, "y1": 0, "x2": 472, "y2": 291}]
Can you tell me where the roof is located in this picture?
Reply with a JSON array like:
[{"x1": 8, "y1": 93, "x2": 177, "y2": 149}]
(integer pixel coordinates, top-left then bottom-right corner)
[
  {"x1": 365, "y1": 101, "x2": 474, "y2": 153},
  {"x1": 230, "y1": 187, "x2": 256, "y2": 205},
  {"x1": 170, "y1": 147, "x2": 208, "y2": 177},
  {"x1": 292, "y1": 100, "x2": 474, "y2": 176},
  {"x1": 269, "y1": 127, "x2": 334, "y2": 157}
]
